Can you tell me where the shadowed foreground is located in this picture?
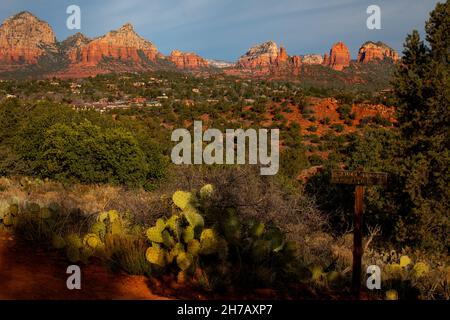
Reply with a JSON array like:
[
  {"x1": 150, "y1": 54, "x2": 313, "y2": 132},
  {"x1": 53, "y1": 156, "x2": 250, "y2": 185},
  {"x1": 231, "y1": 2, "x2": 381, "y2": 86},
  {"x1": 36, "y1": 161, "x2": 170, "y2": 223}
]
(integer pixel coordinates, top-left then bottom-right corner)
[{"x1": 0, "y1": 230, "x2": 168, "y2": 300}]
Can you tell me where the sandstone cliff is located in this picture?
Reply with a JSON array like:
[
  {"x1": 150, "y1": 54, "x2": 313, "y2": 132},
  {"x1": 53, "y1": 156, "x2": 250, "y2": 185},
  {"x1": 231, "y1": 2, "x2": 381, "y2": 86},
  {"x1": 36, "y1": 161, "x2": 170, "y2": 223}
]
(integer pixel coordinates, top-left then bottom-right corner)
[
  {"x1": 357, "y1": 41, "x2": 399, "y2": 63},
  {"x1": 168, "y1": 50, "x2": 209, "y2": 69},
  {"x1": 236, "y1": 41, "x2": 301, "y2": 75},
  {"x1": 70, "y1": 23, "x2": 161, "y2": 66},
  {"x1": 323, "y1": 42, "x2": 351, "y2": 71},
  {"x1": 0, "y1": 11, "x2": 57, "y2": 65}
]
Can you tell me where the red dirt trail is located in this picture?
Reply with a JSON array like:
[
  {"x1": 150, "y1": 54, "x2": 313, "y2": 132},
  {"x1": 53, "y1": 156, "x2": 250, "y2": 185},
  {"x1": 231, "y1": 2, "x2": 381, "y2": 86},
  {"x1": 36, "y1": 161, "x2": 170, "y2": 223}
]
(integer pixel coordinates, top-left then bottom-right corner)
[{"x1": 0, "y1": 230, "x2": 168, "y2": 300}]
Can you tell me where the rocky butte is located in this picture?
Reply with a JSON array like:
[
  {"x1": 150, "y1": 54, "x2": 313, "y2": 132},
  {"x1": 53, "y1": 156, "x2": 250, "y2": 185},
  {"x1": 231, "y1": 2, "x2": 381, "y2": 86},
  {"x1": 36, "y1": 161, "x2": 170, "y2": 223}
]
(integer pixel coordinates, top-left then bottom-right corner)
[
  {"x1": 66, "y1": 23, "x2": 162, "y2": 67},
  {"x1": 168, "y1": 50, "x2": 209, "y2": 69},
  {"x1": 236, "y1": 41, "x2": 301, "y2": 75},
  {"x1": 0, "y1": 11, "x2": 57, "y2": 69},
  {"x1": 323, "y1": 42, "x2": 351, "y2": 71},
  {"x1": 357, "y1": 41, "x2": 399, "y2": 63}
]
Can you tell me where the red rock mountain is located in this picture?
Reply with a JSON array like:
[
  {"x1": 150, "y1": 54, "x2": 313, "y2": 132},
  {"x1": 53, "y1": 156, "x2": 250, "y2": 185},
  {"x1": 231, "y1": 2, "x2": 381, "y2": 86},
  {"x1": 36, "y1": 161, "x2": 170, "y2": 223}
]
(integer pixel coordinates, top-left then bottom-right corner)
[
  {"x1": 67, "y1": 23, "x2": 162, "y2": 66},
  {"x1": 0, "y1": 12, "x2": 399, "y2": 78},
  {"x1": 168, "y1": 50, "x2": 209, "y2": 69},
  {"x1": 0, "y1": 11, "x2": 57, "y2": 66},
  {"x1": 323, "y1": 42, "x2": 351, "y2": 71},
  {"x1": 236, "y1": 41, "x2": 301, "y2": 75},
  {"x1": 357, "y1": 41, "x2": 399, "y2": 63}
]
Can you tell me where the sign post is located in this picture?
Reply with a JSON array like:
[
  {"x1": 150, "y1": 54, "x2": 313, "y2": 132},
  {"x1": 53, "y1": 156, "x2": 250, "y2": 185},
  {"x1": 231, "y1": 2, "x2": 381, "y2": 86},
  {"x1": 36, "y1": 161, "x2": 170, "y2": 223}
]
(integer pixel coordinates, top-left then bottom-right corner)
[{"x1": 331, "y1": 168, "x2": 387, "y2": 298}]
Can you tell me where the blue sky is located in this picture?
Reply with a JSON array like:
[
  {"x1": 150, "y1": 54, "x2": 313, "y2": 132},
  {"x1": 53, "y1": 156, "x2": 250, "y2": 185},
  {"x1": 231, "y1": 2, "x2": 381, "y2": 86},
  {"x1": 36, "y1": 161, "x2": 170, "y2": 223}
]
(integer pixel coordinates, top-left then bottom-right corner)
[{"x1": 0, "y1": 0, "x2": 441, "y2": 61}]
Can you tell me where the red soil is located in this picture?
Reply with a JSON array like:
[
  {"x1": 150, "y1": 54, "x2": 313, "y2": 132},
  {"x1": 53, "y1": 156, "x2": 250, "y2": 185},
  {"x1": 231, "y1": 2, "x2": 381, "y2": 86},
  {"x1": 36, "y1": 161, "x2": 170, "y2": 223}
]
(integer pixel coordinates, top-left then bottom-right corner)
[{"x1": 0, "y1": 230, "x2": 168, "y2": 300}]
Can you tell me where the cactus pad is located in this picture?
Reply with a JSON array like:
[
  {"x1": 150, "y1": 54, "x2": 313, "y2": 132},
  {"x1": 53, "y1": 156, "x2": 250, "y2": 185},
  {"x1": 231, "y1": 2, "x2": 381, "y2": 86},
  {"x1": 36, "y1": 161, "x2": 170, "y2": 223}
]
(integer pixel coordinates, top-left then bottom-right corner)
[
  {"x1": 183, "y1": 207, "x2": 204, "y2": 228},
  {"x1": 199, "y1": 184, "x2": 214, "y2": 199},
  {"x1": 176, "y1": 252, "x2": 193, "y2": 271},
  {"x1": 172, "y1": 191, "x2": 194, "y2": 210},
  {"x1": 200, "y1": 228, "x2": 219, "y2": 255},
  {"x1": 146, "y1": 246, "x2": 166, "y2": 267},
  {"x1": 146, "y1": 226, "x2": 164, "y2": 243}
]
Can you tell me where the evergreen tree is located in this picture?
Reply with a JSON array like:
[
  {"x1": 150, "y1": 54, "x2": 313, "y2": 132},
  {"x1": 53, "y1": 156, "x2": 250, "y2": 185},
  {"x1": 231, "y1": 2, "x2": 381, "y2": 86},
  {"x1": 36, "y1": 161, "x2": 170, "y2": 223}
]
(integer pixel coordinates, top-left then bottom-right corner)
[{"x1": 393, "y1": 1, "x2": 449, "y2": 251}]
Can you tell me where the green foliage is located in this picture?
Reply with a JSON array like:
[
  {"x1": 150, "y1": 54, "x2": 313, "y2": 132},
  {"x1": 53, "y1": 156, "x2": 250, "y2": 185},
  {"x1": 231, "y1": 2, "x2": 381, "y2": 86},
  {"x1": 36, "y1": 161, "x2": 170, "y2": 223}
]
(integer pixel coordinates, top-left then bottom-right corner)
[
  {"x1": 391, "y1": 1, "x2": 450, "y2": 252},
  {"x1": 38, "y1": 120, "x2": 149, "y2": 187},
  {"x1": 336, "y1": 104, "x2": 352, "y2": 120},
  {"x1": 331, "y1": 123, "x2": 344, "y2": 133},
  {"x1": 0, "y1": 100, "x2": 167, "y2": 188}
]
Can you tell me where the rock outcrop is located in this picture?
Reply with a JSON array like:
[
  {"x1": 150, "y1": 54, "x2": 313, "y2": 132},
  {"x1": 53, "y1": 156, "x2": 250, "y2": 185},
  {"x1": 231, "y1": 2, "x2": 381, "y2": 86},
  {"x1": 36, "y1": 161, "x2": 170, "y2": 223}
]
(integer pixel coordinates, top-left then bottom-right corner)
[
  {"x1": 323, "y1": 42, "x2": 351, "y2": 71},
  {"x1": 168, "y1": 50, "x2": 209, "y2": 69},
  {"x1": 237, "y1": 41, "x2": 301, "y2": 75},
  {"x1": 0, "y1": 11, "x2": 57, "y2": 65},
  {"x1": 0, "y1": 11, "x2": 400, "y2": 79},
  {"x1": 206, "y1": 59, "x2": 234, "y2": 68},
  {"x1": 302, "y1": 54, "x2": 324, "y2": 65},
  {"x1": 71, "y1": 23, "x2": 162, "y2": 66},
  {"x1": 357, "y1": 41, "x2": 399, "y2": 63},
  {"x1": 237, "y1": 41, "x2": 279, "y2": 69},
  {"x1": 61, "y1": 32, "x2": 90, "y2": 63}
]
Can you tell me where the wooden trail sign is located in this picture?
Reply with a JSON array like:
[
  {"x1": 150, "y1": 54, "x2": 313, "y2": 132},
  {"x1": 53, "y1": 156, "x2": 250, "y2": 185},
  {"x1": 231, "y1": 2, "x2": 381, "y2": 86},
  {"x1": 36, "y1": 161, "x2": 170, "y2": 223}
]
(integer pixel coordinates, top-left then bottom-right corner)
[{"x1": 331, "y1": 169, "x2": 388, "y2": 298}]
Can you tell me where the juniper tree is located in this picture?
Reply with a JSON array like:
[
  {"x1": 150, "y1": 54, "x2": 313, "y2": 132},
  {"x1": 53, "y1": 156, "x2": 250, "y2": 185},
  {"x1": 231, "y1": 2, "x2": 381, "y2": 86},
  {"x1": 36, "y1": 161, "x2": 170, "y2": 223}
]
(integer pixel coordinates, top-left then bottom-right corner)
[{"x1": 393, "y1": 1, "x2": 449, "y2": 251}]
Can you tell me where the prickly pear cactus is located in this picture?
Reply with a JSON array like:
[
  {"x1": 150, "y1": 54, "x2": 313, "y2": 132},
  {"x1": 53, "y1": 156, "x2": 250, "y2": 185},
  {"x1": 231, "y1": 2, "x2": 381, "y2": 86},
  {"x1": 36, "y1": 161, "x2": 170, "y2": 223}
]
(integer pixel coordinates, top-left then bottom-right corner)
[
  {"x1": 183, "y1": 225, "x2": 195, "y2": 243},
  {"x1": 199, "y1": 184, "x2": 214, "y2": 199},
  {"x1": 311, "y1": 265, "x2": 326, "y2": 281},
  {"x1": 167, "y1": 242, "x2": 185, "y2": 262},
  {"x1": 97, "y1": 211, "x2": 109, "y2": 222},
  {"x1": 187, "y1": 239, "x2": 201, "y2": 256},
  {"x1": 413, "y1": 262, "x2": 429, "y2": 277},
  {"x1": 161, "y1": 230, "x2": 175, "y2": 247},
  {"x1": 183, "y1": 207, "x2": 204, "y2": 228},
  {"x1": 166, "y1": 214, "x2": 182, "y2": 239},
  {"x1": 107, "y1": 210, "x2": 119, "y2": 222},
  {"x1": 66, "y1": 234, "x2": 83, "y2": 249},
  {"x1": 83, "y1": 233, "x2": 102, "y2": 249},
  {"x1": 223, "y1": 210, "x2": 241, "y2": 242},
  {"x1": 251, "y1": 222, "x2": 265, "y2": 238},
  {"x1": 172, "y1": 191, "x2": 194, "y2": 210},
  {"x1": 176, "y1": 252, "x2": 193, "y2": 271},
  {"x1": 146, "y1": 245, "x2": 166, "y2": 267},
  {"x1": 200, "y1": 228, "x2": 219, "y2": 255},
  {"x1": 91, "y1": 221, "x2": 106, "y2": 238},
  {"x1": 399, "y1": 255, "x2": 411, "y2": 268},
  {"x1": 326, "y1": 271, "x2": 341, "y2": 283}
]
